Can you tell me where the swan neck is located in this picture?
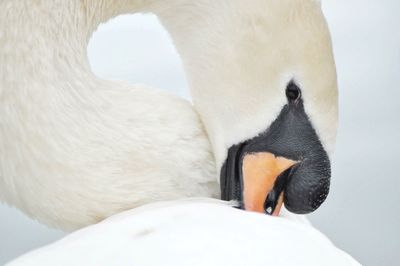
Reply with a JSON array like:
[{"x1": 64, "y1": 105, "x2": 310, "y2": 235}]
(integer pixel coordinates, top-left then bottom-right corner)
[
  {"x1": 0, "y1": 1, "x2": 146, "y2": 82},
  {"x1": 154, "y1": 1, "x2": 243, "y2": 166}
]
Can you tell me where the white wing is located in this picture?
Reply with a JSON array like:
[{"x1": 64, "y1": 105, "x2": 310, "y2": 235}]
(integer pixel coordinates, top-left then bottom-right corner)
[{"x1": 7, "y1": 200, "x2": 361, "y2": 266}]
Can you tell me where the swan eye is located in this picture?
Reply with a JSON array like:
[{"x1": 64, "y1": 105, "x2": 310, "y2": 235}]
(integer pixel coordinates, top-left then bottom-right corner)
[{"x1": 286, "y1": 81, "x2": 301, "y2": 102}]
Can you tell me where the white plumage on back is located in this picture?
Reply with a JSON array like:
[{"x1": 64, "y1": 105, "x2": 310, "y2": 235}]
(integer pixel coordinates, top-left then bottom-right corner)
[{"x1": 7, "y1": 200, "x2": 360, "y2": 266}]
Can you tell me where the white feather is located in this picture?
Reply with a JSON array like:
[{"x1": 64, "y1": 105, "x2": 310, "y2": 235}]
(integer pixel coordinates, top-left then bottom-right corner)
[
  {"x1": 0, "y1": 0, "x2": 337, "y2": 231},
  {"x1": 6, "y1": 200, "x2": 360, "y2": 266}
]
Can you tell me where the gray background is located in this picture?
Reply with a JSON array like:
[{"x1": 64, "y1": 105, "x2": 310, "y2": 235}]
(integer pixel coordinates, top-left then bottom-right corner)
[{"x1": 1, "y1": 0, "x2": 399, "y2": 265}]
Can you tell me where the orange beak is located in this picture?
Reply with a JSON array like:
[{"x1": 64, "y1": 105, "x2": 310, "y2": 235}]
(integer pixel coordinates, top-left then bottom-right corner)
[{"x1": 242, "y1": 152, "x2": 297, "y2": 216}]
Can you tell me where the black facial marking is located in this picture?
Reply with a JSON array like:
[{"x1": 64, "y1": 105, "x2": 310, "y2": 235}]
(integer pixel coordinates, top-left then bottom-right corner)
[
  {"x1": 220, "y1": 144, "x2": 244, "y2": 209},
  {"x1": 220, "y1": 99, "x2": 330, "y2": 214}
]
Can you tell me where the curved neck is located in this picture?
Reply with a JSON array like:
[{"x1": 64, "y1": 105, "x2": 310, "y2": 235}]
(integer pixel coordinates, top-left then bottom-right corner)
[
  {"x1": 1, "y1": 0, "x2": 327, "y2": 169},
  {"x1": 156, "y1": 5, "x2": 232, "y2": 167},
  {"x1": 1, "y1": 0, "x2": 237, "y2": 164},
  {"x1": 1, "y1": 1, "x2": 134, "y2": 82},
  {"x1": 1, "y1": 0, "x2": 222, "y2": 222},
  {"x1": 154, "y1": 1, "x2": 278, "y2": 167}
]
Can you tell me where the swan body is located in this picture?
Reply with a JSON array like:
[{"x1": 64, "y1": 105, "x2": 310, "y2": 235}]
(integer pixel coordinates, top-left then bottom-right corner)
[
  {"x1": 0, "y1": 1, "x2": 218, "y2": 230},
  {"x1": 6, "y1": 200, "x2": 361, "y2": 266},
  {"x1": 0, "y1": 0, "x2": 338, "y2": 230}
]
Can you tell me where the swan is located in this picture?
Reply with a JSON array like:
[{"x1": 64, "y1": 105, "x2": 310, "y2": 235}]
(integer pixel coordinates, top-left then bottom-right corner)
[
  {"x1": 6, "y1": 200, "x2": 361, "y2": 266},
  {"x1": 0, "y1": 0, "x2": 338, "y2": 231}
]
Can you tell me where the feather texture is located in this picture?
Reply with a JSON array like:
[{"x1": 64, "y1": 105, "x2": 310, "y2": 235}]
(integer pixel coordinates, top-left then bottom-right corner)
[{"x1": 6, "y1": 200, "x2": 360, "y2": 266}]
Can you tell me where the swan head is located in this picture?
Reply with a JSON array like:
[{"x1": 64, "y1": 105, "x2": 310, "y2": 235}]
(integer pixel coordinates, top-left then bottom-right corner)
[
  {"x1": 215, "y1": 1, "x2": 336, "y2": 215},
  {"x1": 161, "y1": 0, "x2": 337, "y2": 215},
  {"x1": 220, "y1": 85, "x2": 333, "y2": 215}
]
